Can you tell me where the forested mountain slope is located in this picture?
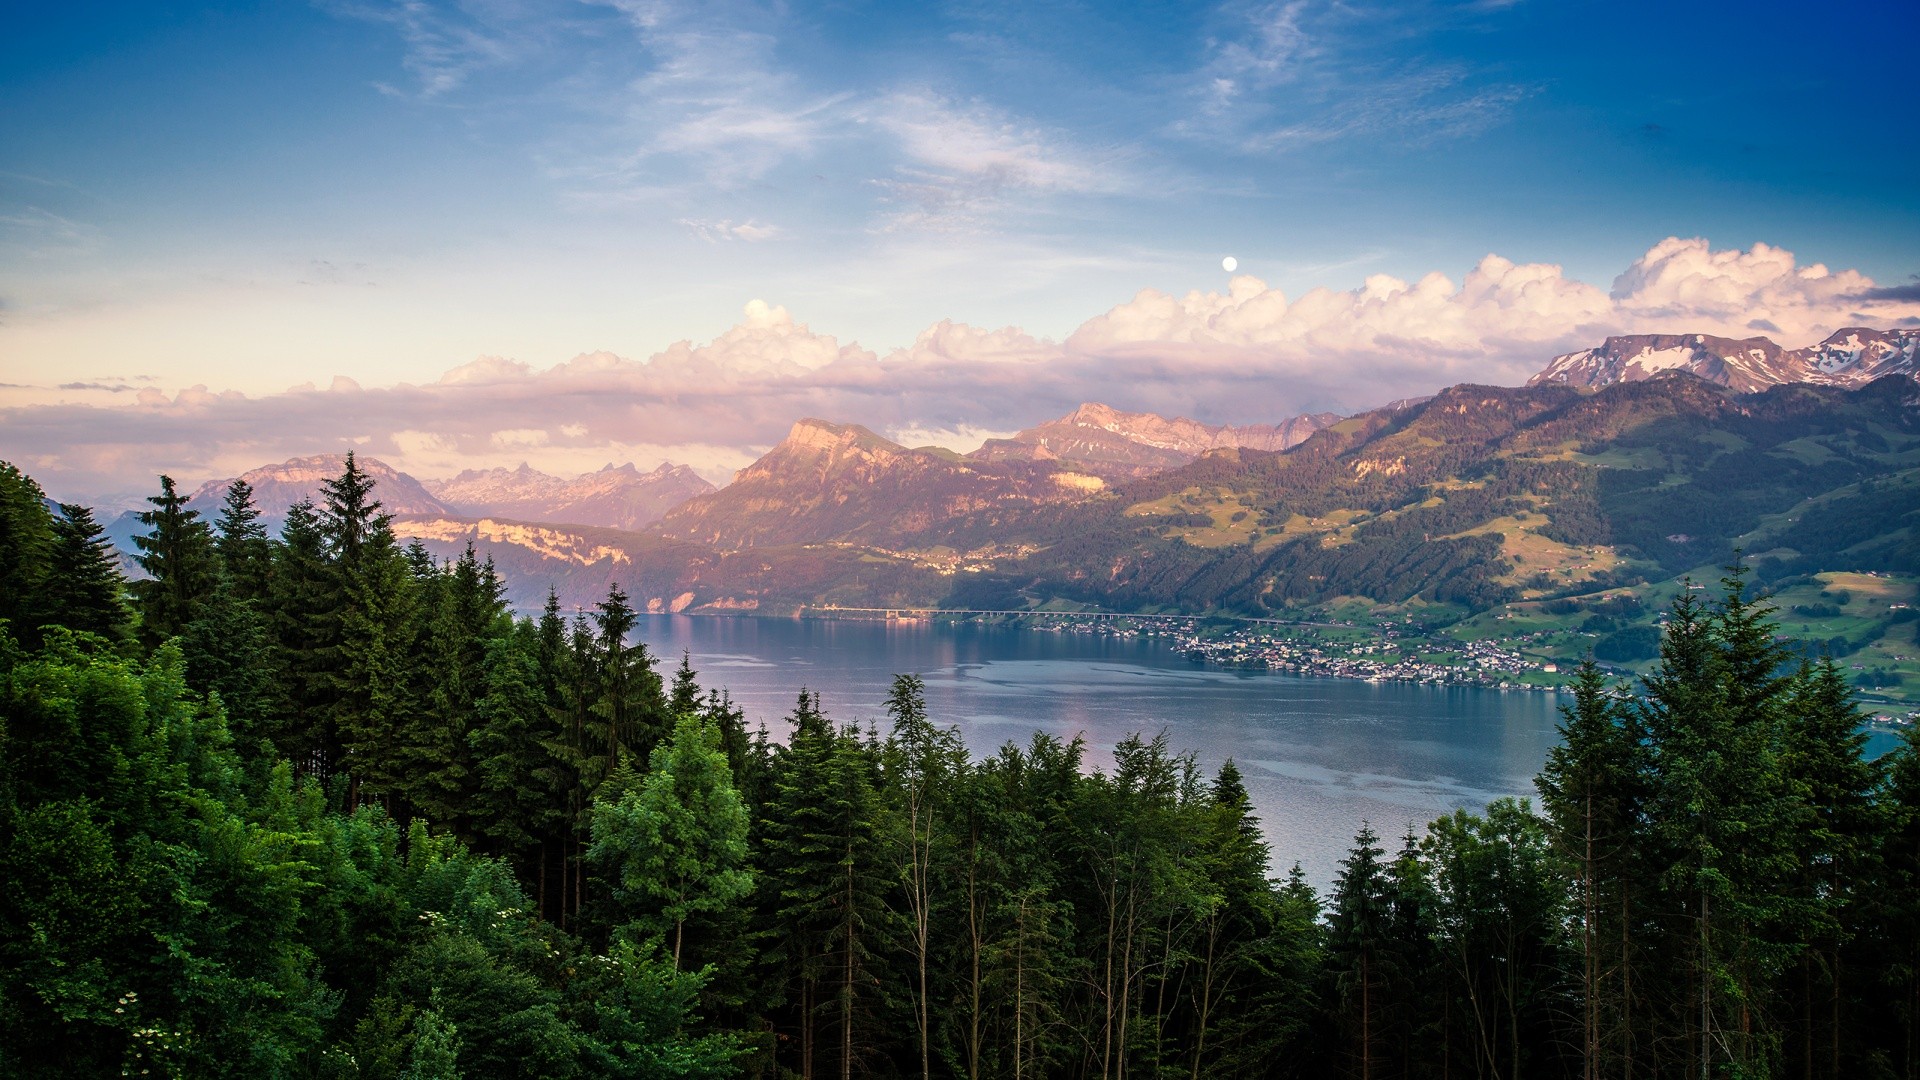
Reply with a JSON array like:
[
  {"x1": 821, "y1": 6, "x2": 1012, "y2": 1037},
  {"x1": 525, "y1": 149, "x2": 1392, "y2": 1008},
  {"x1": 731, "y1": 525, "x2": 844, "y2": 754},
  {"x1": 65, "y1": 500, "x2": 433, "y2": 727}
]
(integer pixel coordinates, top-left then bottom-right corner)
[{"x1": 965, "y1": 372, "x2": 1920, "y2": 614}]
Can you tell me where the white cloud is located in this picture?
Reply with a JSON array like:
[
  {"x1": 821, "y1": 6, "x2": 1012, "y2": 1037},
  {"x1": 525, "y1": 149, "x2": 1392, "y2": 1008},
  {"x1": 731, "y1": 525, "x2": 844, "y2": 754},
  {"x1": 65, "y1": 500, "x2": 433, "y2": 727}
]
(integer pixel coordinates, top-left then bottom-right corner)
[
  {"x1": 866, "y1": 91, "x2": 1129, "y2": 232},
  {"x1": 490, "y1": 427, "x2": 550, "y2": 449},
  {"x1": 885, "y1": 423, "x2": 1023, "y2": 453},
  {"x1": 1610, "y1": 237, "x2": 1890, "y2": 342},
  {"x1": 680, "y1": 218, "x2": 784, "y2": 242},
  {"x1": 438, "y1": 354, "x2": 531, "y2": 385},
  {"x1": 11, "y1": 237, "x2": 1919, "y2": 506}
]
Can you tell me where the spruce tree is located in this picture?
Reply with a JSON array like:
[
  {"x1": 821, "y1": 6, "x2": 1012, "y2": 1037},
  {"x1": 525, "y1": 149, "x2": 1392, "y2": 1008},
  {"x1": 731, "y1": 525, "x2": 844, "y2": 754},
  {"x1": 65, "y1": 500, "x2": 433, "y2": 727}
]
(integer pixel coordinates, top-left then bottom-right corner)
[
  {"x1": 46, "y1": 502, "x2": 129, "y2": 641},
  {"x1": 131, "y1": 474, "x2": 216, "y2": 648},
  {"x1": 1328, "y1": 822, "x2": 1389, "y2": 1080},
  {"x1": 268, "y1": 499, "x2": 341, "y2": 780},
  {"x1": 212, "y1": 478, "x2": 273, "y2": 604},
  {"x1": 0, "y1": 462, "x2": 55, "y2": 645},
  {"x1": 1537, "y1": 658, "x2": 1645, "y2": 1077},
  {"x1": 1780, "y1": 655, "x2": 1887, "y2": 1075},
  {"x1": 589, "y1": 583, "x2": 665, "y2": 778}
]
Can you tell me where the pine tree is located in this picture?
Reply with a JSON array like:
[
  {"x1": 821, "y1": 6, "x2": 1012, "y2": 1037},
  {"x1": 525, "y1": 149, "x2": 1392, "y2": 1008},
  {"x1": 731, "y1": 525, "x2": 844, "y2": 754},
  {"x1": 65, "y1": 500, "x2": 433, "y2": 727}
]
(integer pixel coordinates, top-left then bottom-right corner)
[
  {"x1": 1780, "y1": 655, "x2": 1887, "y2": 1077},
  {"x1": 46, "y1": 502, "x2": 129, "y2": 641},
  {"x1": 131, "y1": 474, "x2": 216, "y2": 648},
  {"x1": 1877, "y1": 720, "x2": 1920, "y2": 1079},
  {"x1": 0, "y1": 462, "x2": 55, "y2": 645},
  {"x1": 589, "y1": 583, "x2": 666, "y2": 778},
  {"x1": 319, "y1": 457, "x2": 420, "y2": 809},
  {"x1": 1186, "y1": 759, "x2": 1280, "y2": 1080},
  {"x1": 268, "y1": 499, "x2": 341, "y2": 780},
  {"x1": 760, "y1": 692, "x2": 890, "y2": 1080},
  {"x1": 181, "y1": 575, "x2": 282, "y2": 758},
  {"x1": 1328, "y1": 822, "x2": 1389, "y2": 1080},
  {"x1": 408, "y1": 545, "x2": 507, "y2": 836},
  {"x1": 318, "y1": 450, "x2": 388, "y2": 568},
  {"x1": 1537, "y1": 658, "x2": 1645, "y2": 1078},
  {"x1": 212, "y1": 478, "x2": 273, "y2": 604},
  {"x1": 1381, "y1": 825, "x2": 1439, "y2": 1077}
]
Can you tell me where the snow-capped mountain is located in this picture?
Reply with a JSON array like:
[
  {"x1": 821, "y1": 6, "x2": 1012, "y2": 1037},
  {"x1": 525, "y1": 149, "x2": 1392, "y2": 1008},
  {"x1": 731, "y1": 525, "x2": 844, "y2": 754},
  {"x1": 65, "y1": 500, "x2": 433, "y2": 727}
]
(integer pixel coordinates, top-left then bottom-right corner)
[
  {"x1": 1528, "y1": 328, "x2": 1920, "y2": 393},
  {"x1": 426, "y1": 462, "x2": 716, "y2": 531}
]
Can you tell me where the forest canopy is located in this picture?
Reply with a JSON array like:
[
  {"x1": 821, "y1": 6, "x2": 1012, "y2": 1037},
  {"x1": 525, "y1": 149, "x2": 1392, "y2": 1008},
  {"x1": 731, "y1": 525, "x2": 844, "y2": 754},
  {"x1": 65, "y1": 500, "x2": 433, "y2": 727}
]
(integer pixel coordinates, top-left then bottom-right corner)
[{"x1": 2, "y1": 456, "x2": 1919, "y2": 1079}]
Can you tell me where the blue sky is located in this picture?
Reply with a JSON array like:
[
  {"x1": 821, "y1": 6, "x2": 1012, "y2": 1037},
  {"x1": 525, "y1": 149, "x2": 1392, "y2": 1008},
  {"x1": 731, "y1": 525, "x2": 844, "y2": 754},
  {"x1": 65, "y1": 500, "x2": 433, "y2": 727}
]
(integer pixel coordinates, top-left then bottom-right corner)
[{"x1": 3, "y1": 0, "x2": 1918, "y2": 499}]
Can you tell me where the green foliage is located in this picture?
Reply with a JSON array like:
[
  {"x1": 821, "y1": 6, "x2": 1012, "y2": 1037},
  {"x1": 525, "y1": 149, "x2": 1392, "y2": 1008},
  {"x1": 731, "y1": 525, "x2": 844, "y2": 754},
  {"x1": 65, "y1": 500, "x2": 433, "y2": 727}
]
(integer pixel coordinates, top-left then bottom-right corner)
[
  {"x1": 589, "y1": 713, "x2": 753, "y2": 968},
  {"x1": 1593, "y1": 622, "x2": 1662, "y2": 662},
  {"x1": 131, "y1": 474, "x2": 218, "y2": 648},
  {"x1": 8, "y1": 452, "x2": 1920, "y2": 1079}
]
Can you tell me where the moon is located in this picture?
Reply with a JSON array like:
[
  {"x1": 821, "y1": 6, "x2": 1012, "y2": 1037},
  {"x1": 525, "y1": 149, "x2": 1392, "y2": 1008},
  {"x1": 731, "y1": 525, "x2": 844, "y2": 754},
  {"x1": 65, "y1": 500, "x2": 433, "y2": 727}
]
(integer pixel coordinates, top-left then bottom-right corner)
[{"x1": 1222, "y1": 255, "x2": 1238, "y2": 272}]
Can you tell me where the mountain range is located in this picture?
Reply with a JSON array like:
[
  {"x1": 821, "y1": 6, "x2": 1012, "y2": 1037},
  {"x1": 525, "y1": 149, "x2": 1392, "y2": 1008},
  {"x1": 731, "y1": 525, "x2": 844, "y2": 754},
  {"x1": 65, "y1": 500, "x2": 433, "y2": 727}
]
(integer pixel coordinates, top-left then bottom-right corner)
[
  {"x1": 94, "y1": 327, "x2": 1920, "y2": 618},
  {"x1": 424, "y1": 462, "x2": 715, "y2": 531},
  {"x1": 969, "y1": 402, "x2": 1339, "y2": 476},
  {"x1": 1529, "y1": 327, "x2": 1920, "y2": 393}
]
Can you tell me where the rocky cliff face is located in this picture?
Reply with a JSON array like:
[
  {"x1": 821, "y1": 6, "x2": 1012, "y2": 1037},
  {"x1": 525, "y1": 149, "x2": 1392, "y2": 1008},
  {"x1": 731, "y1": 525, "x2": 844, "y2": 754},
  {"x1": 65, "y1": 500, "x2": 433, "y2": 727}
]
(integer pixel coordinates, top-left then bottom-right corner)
[
  {"x1": 651, "y1": 418, "x2": 1105, "y2": 550},
  {"x1": 1529, "y1": 328, "x2": 1920, "y2": 392},
  {"x1": 970, "y1": 402, "x2": 1339, "y2": 476}
]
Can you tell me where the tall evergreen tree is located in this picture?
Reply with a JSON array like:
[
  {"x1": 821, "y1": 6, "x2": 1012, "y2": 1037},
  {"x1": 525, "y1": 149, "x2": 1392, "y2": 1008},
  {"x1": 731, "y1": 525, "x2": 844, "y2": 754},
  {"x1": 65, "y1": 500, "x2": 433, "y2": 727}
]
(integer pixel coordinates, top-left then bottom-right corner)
[
  {"x1": 45, "y1": 503, "x2": 129, "y2": 641},
  {"x1": 0, "y1": 462, "x2": 55, "y2": 645},
  {"x1": 212, "y1": 478, "x2": 273, "y2": 604},
  {"x1": 1537, "y1": 658, "x2": 1646, "y2": 1078},
  {"x1": 589, "y1": 583, "x2": 666, "y2": 778},
  {"x1": 1780, "y1": 655, "x2": 1886, "y2": 1077},
  {"x1": 1328, "y1": 822, "x2": 1389, "y2": 1080},
  {"x1": 760, "y1": 692, "x2": 890, "y2": 1080},
  {"x1": 131, "y1": 474, "x2": 216, "y2": 647},
  {"x1": 267, "y1": 499, "x2": 341, "y2": 780}
]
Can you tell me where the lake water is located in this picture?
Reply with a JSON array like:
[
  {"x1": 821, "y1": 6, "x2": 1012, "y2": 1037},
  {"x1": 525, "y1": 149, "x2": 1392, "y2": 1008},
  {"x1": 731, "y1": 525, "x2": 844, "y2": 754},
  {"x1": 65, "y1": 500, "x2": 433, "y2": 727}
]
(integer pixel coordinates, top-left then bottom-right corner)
[
  {"x1": 634, "y1": 615, "x2": 1576, "y2": 888},
  {"x1": 632, "y1": 615, "x2": 1909, "y2": 888}
]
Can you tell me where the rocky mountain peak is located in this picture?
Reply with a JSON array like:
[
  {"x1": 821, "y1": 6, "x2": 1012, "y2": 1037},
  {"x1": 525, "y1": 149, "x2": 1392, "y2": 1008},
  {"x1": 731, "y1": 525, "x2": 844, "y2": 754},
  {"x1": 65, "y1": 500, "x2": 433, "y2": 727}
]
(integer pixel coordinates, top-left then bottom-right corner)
[{"x1": 1529, "y1": 327, "x2": 1918, "y2": 393}]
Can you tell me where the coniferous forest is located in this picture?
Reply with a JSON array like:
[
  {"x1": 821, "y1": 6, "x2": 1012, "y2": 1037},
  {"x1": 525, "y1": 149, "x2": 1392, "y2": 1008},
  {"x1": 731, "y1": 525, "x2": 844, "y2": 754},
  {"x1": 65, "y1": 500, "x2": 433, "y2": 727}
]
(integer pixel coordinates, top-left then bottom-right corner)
[{"x1": 5, "y1": 452, "x2": 1920, "y2": 1080}]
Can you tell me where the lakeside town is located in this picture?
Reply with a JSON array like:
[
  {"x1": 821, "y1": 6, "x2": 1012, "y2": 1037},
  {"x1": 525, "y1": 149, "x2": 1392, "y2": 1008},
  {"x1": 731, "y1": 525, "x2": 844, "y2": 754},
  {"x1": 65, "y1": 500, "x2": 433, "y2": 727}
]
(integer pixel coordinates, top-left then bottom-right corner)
[{"x1": 922, "y1": 610, "x2": 1920, "y2": 728}]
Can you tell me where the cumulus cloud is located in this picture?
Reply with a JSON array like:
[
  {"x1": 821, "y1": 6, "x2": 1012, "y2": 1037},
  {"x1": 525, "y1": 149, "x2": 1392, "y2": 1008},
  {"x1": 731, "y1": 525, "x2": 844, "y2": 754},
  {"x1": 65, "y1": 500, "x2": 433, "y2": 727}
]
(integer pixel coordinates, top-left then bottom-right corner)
[{"x1": 8, "y1": 238, "x2": 1918, "y2": 507}]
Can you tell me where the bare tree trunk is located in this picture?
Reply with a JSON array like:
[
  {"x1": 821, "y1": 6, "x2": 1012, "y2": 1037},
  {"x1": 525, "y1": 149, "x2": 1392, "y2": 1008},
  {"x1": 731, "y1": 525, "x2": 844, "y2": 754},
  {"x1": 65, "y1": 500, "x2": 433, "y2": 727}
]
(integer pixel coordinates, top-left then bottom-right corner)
[
  {"x1": 967, "y1": 848, "x2": 982, "y2": 1080},
  {"x1": 1014, "y1": 895, "x2": 1027, "y2": 1080},
  {"x1": 843, "y1": 854, "x2": 856, "y2": 1080},
  {"x1": 1701, "y1": 889, "x2": 1711, "y2": 1080},
  {"x1": 1190, "y1": 913, "x2": 1217, "y2": 1080},
  {"x1": 1585, "y1": 792, "x2": 1599, "y2": 1080},
  {"x1": 801, "y1": 978, "x2": 814, "y2": 1080},
  {"x1": 1362, "y1": 950, "x2": 1372, "y2": 1080}
]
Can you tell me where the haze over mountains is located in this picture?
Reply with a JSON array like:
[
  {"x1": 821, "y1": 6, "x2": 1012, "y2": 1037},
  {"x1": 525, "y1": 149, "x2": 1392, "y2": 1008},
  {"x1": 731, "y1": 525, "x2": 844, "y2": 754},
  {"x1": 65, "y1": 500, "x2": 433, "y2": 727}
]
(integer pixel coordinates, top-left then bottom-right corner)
[
  {"x1": 971, "y1": 403, "x2": 1340, "y2": 476},
  {"x1": 425, "y1": 462, "x2": 715, "y2": 531}
]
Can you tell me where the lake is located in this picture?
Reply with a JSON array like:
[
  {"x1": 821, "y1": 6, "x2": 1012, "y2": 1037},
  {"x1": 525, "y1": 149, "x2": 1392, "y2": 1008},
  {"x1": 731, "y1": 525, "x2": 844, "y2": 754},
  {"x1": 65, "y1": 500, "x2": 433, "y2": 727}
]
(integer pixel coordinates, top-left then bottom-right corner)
[
  {"x1": 632, "y1": 614, "x2": 1579, "y2": 888},
  {"x1": 632, "y1": 615, "x2": 1908, "y2": 888}
]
